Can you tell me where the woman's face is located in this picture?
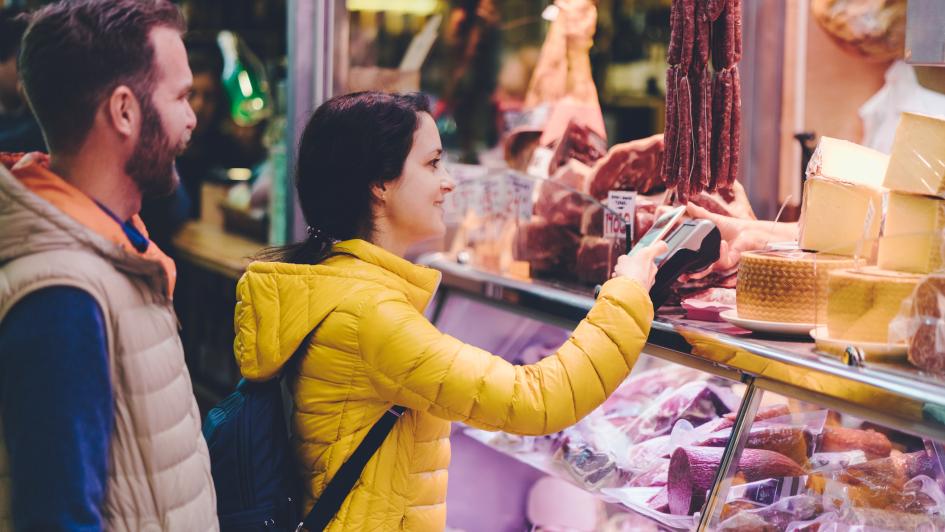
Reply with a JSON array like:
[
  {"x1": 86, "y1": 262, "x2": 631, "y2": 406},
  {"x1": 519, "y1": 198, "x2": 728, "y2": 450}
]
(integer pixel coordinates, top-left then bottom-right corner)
[
  {"x1": 381, "y1": 112, "x2": 455, "y2": 245},
  {"x1": 188, "y1": 71, "x2": 218, "y2": 137}
]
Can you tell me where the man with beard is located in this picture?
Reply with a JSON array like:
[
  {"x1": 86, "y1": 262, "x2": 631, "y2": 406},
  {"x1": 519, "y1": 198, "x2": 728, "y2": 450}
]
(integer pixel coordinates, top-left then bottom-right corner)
[{"x1": 0, "y1": 1, "x2": 217, "y2": 530}]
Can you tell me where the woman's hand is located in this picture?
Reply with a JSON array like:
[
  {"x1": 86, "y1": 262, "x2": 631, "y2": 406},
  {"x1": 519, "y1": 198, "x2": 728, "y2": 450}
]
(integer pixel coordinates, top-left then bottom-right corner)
[{"x1": 614, "y1": 240, "x2": 669, "y2": 291}]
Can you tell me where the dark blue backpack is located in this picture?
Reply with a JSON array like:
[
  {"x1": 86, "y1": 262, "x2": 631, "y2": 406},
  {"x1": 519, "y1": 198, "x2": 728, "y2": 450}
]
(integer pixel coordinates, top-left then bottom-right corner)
[
  {"x1": 203, "y1": 333, "x2": 406, "y2": 531},
  {"x1": 203, "y1": 378, "x2": 300, "y2": 530}
]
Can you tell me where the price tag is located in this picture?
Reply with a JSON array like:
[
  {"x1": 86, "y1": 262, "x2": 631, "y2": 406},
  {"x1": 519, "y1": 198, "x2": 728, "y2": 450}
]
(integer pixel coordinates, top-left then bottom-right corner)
[
  {"x1": 604, "y1": 190, "x2": 637, "y2": 240},
  {"x1": 526, "y1": 147, "x2": 554, "y2": 180},
  {"x1": 443, "y1": 163, "x2": 488, "y2": 221},
  {"x1": 508, "y1": 172, "x2": 536, "y2": 221},
  {"x1": 481, "y1": 175, "x2": 502, "y2": 217}
]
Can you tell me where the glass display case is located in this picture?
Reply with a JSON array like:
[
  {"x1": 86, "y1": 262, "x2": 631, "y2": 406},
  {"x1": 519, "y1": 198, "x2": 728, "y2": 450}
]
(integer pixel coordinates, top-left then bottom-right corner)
[{"x1": 423, "y1": 254, "x2": 945, "y2": 531}]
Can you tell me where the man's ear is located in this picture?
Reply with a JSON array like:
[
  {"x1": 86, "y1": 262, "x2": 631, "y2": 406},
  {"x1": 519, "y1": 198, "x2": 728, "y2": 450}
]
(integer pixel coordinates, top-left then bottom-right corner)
[{"x1": 106, "y1": 85, "x2": 138, "y2": 139}]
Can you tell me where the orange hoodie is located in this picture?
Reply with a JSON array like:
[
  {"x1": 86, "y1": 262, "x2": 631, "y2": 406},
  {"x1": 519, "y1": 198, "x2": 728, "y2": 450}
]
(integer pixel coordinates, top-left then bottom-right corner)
[{"x1": 1, "y1": 152, "x2": 177, "y2": 295}]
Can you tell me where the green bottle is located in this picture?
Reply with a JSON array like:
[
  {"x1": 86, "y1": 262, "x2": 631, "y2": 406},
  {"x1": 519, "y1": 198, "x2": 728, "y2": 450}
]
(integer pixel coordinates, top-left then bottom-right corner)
[{"x1": 217, "y1": 30, "x2": 272, "y2": 127}]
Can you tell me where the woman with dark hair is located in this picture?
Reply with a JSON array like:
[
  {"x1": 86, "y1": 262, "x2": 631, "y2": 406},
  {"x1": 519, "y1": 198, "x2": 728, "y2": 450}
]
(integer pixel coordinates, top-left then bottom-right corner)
[{"x1": 233, "y1": 90, "x2": 666, "y2": 531}]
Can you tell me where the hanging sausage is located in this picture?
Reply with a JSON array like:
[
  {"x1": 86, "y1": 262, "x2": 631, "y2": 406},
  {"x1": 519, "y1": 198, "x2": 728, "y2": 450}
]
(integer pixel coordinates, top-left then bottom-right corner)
[{"x1": 663, "y1": 0, "x2": 742, "y2": 200}]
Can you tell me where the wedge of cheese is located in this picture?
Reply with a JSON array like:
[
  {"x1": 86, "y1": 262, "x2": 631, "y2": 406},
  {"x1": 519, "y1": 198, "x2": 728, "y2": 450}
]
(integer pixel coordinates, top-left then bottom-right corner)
[
  {"x1": 798, "y1": 137, "x2": 888, "y2": 258},
  {"x1": 799, "y1": 178, "x2": 884, "y2": 258},
  {"x1": 877, "y1": 192, "x2": 945, "y2": 274},
  {"x1": 882, "y1": 112, "x2": 945, "y2": 198},
  {"x1": 827, "y1": 267, "x2": 922, "y2": 344},
  {"x1": 806, "y1": 136, "x2": 889, "y2": 186}
]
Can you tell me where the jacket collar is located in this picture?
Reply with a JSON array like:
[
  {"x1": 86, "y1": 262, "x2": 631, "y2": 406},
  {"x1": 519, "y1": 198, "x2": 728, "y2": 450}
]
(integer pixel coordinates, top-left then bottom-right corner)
[
  {"x1": 0, "y1": 152, "x2": 177, "y2": 296},
  {"x1": 331, "y1": 239, "x2": 441, "y2": 311}
]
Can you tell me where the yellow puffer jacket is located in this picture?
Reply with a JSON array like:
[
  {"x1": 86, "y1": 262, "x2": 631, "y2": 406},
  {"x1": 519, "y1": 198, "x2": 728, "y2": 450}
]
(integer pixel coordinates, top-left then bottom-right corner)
[{"x1": 234, "y1": 239, "x2": 653, "y2": 531}]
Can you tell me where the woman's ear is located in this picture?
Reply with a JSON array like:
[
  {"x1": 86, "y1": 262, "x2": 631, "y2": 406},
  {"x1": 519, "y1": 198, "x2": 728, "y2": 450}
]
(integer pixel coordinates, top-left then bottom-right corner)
[{"x1": 371, "y1": 182, "x2": 387, "y2": 203}]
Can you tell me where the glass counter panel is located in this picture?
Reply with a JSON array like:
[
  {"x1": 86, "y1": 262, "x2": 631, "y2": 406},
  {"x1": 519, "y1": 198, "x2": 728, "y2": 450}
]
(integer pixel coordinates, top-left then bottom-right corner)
[
  {"x1": 453, "y1": 346, "x2": 747, "y2": 529},
  {"x1": 430, "y1": 289, "x2": 750, "y2": 530},
  {"x1": 705, "y1": 390, "x2": 945, "y2": 531}
]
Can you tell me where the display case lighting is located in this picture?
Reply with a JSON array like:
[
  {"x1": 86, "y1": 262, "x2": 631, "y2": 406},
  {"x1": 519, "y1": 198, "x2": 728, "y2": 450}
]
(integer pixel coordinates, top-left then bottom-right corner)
[
  {"x1": 227, "y1": 168, "x2": 253, "y2": 181},
  {"x1": 346, "y1": 0, "x2": 437, "y2": 15}
]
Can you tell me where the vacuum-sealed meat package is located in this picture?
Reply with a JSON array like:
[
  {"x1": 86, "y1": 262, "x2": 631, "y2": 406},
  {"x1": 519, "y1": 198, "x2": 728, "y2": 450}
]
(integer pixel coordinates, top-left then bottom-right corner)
[{"x1": 623, "y1": 381, "x2": 739, "y2": 443}]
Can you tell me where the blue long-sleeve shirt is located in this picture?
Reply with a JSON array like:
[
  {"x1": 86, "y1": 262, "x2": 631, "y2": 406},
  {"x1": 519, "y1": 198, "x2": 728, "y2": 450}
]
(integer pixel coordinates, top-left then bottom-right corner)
[
  {"x1": 0, "y1": 287, "x2": 111, "y2": 531},
  {"x1": 0, "y1": 203, "x2": 151, "y2": 531}
]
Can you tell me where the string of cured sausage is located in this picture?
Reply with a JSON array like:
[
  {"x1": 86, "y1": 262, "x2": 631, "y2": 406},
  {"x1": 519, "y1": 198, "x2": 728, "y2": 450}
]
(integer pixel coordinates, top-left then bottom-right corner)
[{"x1": 662, "y1": 0, "x2": 742, "y2": 201}]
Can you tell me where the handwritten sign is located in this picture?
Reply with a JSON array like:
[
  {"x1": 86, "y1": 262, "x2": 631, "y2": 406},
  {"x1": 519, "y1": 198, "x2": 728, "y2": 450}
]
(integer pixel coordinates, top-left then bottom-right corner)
[
  {"x1": 508, "y1": 171, "x2": 537, "y2": 221},
  {"x1": 526, "y1": 147, "x2": 554, "y2": 180},
  {"x1": 443, "y1": 163, "x2": 488, "y2": 222},
  {"x1": 604, "y1": 190, "x2": 636, "y2": 240}
]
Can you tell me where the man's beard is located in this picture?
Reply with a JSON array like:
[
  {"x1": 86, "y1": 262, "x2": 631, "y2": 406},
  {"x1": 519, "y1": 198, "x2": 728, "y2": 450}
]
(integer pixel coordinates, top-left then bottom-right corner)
[{"x1": 126, "y1": 95, "x2": 187, "y2": 198}]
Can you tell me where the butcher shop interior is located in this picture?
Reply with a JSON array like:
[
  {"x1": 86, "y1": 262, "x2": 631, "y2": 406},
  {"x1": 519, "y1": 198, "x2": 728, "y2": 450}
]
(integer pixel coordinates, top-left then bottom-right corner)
[{"x1": 3, "y1": 0, "x2": 945, "y2": 530}]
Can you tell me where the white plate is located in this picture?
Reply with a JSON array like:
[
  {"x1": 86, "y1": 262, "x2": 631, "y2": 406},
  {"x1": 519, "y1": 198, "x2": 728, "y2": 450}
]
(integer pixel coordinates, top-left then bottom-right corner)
[
  {"x1": 809, "y1": 326, "x2": 908, "y2": 360},
  {"x1": 719, "y1": 309, "x2": 815, "y2": 336},
  {"x1": 765, "y1": 241, "x2": 800, "y2": 251}
]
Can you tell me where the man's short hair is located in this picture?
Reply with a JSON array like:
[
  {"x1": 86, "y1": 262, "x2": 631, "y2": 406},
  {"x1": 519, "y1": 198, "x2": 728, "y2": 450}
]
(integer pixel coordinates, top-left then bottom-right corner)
[
  {"x1": 0, "y1": 8, "x2": 28, "y2": 62},
  {"x1": 18, "y1": 0, "x2": 185, "y2": 153}
]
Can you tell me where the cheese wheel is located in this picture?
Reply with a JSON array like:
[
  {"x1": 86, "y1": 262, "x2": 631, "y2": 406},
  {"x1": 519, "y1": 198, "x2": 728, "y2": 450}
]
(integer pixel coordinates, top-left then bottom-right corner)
[
  {"x1": 737, "y1": 250, "x2": 857, "y2": 324},
  {"x1": 827, "y1": 267, "x2": 922, "y2": 344}
]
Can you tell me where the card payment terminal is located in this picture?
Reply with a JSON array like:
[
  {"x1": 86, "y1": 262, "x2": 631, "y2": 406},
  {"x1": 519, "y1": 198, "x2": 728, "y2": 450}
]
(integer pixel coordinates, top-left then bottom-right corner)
[
  {"x1": 595, "y1": 218, "x2": 721, "y2": 310},
  {"x1": 649, "y1": 219, "x2": 721, "y2": 309}
]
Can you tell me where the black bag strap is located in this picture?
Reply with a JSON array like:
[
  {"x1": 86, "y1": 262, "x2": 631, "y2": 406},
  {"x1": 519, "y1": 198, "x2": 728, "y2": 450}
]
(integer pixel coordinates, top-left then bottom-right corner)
[
  {"x1": 291, "y1": 248, "x2": 408, "y2": 530},
  {"x1": 297, "y1": 404, "x2": 406, "y2": 531}
]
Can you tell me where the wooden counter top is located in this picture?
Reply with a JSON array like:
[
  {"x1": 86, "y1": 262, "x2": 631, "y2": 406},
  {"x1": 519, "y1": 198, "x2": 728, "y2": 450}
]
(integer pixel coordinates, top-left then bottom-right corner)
[{"x1": 172, "y1": 221, "x2": 267, "y2": 280}]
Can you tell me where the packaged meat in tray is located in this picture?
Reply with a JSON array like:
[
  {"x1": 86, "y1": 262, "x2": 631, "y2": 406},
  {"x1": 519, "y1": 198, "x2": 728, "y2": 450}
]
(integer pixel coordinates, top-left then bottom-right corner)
[
  {"x1": 818, "y1": 425, "x2": 893, "y2": 460},
  {"x1": 787, "y1": 506, "x2": 945, "y2": 532},
  {"x1": 808, "y1": 449, "x2": 942, "y2": 511},
  {"x1": 622, "y1": 405, "x2": 808, "y2": 482},
  {"x1": 809, "y1": 450, "x2": 869, "y2": 473},
  {"x1": 603, "y1": 366, "x2": 707, "y2": 419},
  {"x1": 552, "y1": 421, "x2": 632, "y2": 491},
  {"x1": 621, "y1": 380, "x2": 740, "y2": 443},
  {"x1": 693, "y1": 423, "x2": 814, "y2": 467},
  {"x1": 890, "y1": 273, "x2": 945, "y2": 376},
  {"x1": 724, "y1": 477, "x2": 815, "y2": 510},
  {"x1": 667, "y1": 446, "x2": 806, "y2": 515},
  {"x1": 718, "y1": 494, "x2": 823, "y2": 531}
]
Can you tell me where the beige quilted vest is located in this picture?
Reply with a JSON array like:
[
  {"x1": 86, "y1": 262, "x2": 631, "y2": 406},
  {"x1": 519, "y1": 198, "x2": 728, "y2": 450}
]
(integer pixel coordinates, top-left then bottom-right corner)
[{"x1": 0, "y1": 163, "x2": 218, "y2": 531}]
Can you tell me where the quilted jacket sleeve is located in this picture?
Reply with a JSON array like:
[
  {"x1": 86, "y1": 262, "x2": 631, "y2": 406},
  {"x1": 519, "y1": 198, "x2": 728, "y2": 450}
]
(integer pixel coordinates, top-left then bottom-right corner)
[{"x1": 357, "y1": 276, "x2": 653, "y2": 436}]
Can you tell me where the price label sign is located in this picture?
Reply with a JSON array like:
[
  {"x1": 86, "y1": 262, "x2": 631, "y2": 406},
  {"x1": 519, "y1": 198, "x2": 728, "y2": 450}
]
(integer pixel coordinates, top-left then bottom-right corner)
[
  {"x1": 444, "y1": 163, "x2": 488, "y2": 221},
  {"x1": 508, "y1": 171, "x2": 536, "y2": 221},
  {"x1": 526, "y1": 146, "x2": 554, "y2": 180},
  {"x1": 604, "y1": 190, "x2": 636, "y2": 240},
  {"x1": 481, "y1": 174, "x2": 503, "y2": 217}
]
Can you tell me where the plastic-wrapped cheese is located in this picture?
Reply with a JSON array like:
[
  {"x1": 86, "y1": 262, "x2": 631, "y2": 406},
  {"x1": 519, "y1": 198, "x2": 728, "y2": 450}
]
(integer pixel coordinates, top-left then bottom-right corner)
[
  {"x1": 882, "y1": 112, "x2": 945, "y2": 198},
  {"x1": 827, "y1": 267, "x2": 922, "y2": 344},
  {"x1": 877, "y1": 192, "x2": 945, "y2": 274},
  {"x1": 798, "y1": 137, "x2": 888, "y2": 258},
  {"x1": 737, "y1": 250, "x2": 857, "y2": 324}
]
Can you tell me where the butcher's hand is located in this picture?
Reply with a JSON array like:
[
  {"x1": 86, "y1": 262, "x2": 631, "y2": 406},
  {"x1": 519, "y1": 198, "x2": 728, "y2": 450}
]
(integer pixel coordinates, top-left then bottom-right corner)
[
  {"x1": 685, "y1": 202, "x2": 800, "y2": 277},
  {"x1": 614, "y1": 240, "x2": 669, "y2": 291}
]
